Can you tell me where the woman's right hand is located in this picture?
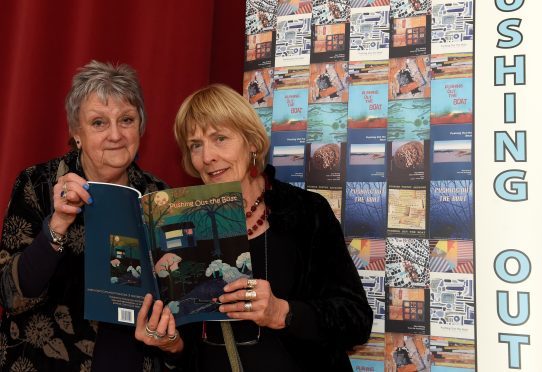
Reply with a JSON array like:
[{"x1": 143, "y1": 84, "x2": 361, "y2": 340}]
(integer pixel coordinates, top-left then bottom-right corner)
[
  {"x1": 135, "y1": 294, "x2": 184, "y2": 354},
  {"x1": 50, "y1": 173, "x2": 92, "y2": 234}
]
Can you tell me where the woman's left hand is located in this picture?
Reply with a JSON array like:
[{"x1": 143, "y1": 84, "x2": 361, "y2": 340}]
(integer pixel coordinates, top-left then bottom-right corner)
[
  {"x1": 135, "y1": 294, "x2": 184, "y2": 353},
  {"x1": 218, "y1": 278, "x2": 290, "y2": 330}
]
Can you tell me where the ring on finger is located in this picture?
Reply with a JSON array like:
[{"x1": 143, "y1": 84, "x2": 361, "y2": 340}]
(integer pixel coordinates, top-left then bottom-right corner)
[
  {"x1": 246, "y1": 279, "x2": 257, "y2": 289},
  {"x1": 167, "y1": 330, "x2": 179, "y2": 342},
  {"x1": 245, "y1": 289, "x2": 257, "y2": 300},
  {"x1": 243, "y1": 301, "x2": 253, "y2": 312},
  {"x1": 60, "y1": 183, "x2": 68, "y2": 199},
  {"x1": 145, "y1": 323, "x2": 157, "y2": 337},
  {"x1": 154, "y1": 331, "x2": 166, "y2": 339}
]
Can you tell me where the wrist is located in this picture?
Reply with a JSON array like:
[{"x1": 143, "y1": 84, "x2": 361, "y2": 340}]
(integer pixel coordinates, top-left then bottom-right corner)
[
  {"x1": 43, "y1": 215, "x2": 68, "y2": 253},
  {"x1": 274, "y1": 299, "x2": 291, "y2": 329}
]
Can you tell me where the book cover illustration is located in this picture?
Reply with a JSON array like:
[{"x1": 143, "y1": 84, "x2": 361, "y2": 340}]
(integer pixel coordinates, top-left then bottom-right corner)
[
  {"x1": 307, "y1": 102, "x2": 347, "y2": 142},
  {"x1": 272, "y1": 88, "x2": 309, "y2": 131},
  {"x1": 351, "y1": 0, "x2": 390, "y2": 8},
  {"x1": 387, "y1": 185, "x2": 427, "y2": 238},
  {"x1": 140, "y1": 183, "x2": 250, "y2": 325},
  {"x1": 386, "y1": 237, "x2": 430, "y2": 288},
  {"x1": 275, "y1": 13, "x2": 312, "y2": 67},
  {"x1": 311, "y1": 23, "x2": 350, "y2": 62},
  {"x1": 387, "y1": 140, "x2": 428, "y2": 185},
  {"x1": 430, "y1": 78, "x2": 472, "y2": 125},
  {"x1": 387, "y1": 98, "x2": 430, "y2": 141},
  {"x1": 85, "y1": 184, "x2": 158, "y2": 326},
  {"x1": 388, "y1": 55, "x2": 431, "y2": 100},
  {"x1": 243, "y1": 68, "x2": 274, "y2": 108},
  {"x1": 385, "y1": 288, "x2": 431, "y2": 334},
  {"x1": 428, "y1": 180, "x2": 473, "y2": 240},
  {"x1": 305, "y1": 142, "x2": 345, "y2": 187},
  {"x1": 245, "y1": 0, "x2": 278, "y2": 35},
  {"x1": 344, "y1": 182, "x2": 387, "y2": 238},
  {"x1": 349, "y1": 332, "x2": 385, "y2": 372},
  {"x1": 349, "y1": 7, "x2": 390, "y2": 62},
  {"x1": 431, "y1": 0, "x2": 473, "y2": 55},
  {"x1": 255, "y1": 107, "x2": 273, "y2": 137},
  {"x1": 358, "y1": 270, "x2": 386, "y2": 332},
  {"x1": 277, "y1": 0, "x2": 313, "y2": 16},
  {"x1": 312, "y1": 0, "x2": 350, "y2": 25},
  {"x1": 349, "y1": 60, "x2": 389, "y2": 85},
  {"x1": 245, "y1": 31, "x2": 276, "y2": 71},
  {"x1": 430, "y1": 336, "x2": 475, "y2": 371},
  {"x1": 84, "y1": 181, "x2": 250, "y2": 326},
  {"x1": 309, "y1": 62, "x2": 349, "y2": 104},
  {"x1": 273, "y1": 65, "x2": 310, "y2": 90},
  {"x1": 346, "y1": 128, "x2": 386, "y2": 182},
  {"x1": 348, "y1": 84, "x2": 388, "y2": 129},
  {"x1": 431, "y1": 53, "x2": 472, "y2": 80},
  {"x1": 390, "y1": 0, "x2": 431, "y2": 18},
  {"x1": 390, "y1": 15, "x2": 431, "y2": 58},
  {"x1": 348, "y1": 238, "x2": 386, "y2": 271},
  {"x1": 307, "y1": 186, "x2": 343, "y2": 221},
  {"x1": 430, "y1": 124, "x2": 472, "y2": 180},
  {"x1": 270, "y1": 130, "x2": 307, "y2": 183},
  {"x1": 429, "y1": 272, "x2": 475, "y2": 339},
  {"x1": 384, "y1": 332, "x2": 432, "y2": 371},
  {"x1": 430, "y1": 239, "x2": 473, "y2": 273}
]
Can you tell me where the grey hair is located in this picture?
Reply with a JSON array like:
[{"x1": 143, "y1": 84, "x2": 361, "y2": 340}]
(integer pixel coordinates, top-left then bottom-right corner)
[{"x1": 65, "y1": 60, "x2": 146, "y2": 138}]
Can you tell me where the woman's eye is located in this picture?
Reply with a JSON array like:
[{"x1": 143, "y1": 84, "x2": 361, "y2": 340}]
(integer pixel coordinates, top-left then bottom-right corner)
[
  {"x1": 91, "y1": 119, "x2": 108, "y2": 131},
  {"x1": 189, "y1": 143, "x2": 201, "y2": 151},
  {"x1": 120, "y1": 117, "x2": 135, "y2": 126},
  {"x1": 217, "y1": 135, "x2": 226, "y2": 142}
]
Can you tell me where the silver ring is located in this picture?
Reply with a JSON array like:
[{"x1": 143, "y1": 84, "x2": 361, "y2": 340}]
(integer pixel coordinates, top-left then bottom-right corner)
[
  {"x1": 245, "y1": 290, "x2": 257, "y2": 300},
  {"x1": 145, "y1": 323, "x2": 157, "y2": 337},
  {"x1": 246, "y1": 279, "x2": 257, "y2": 289},
  {"x1": 154, "y1": 331, "x2": 166, "y2": 340},
  {"x1": 243, "y1": 301, "x2": 253, "y2": 312},
  {"x1": 167, "y1": 330, "x2": 179, "y2": 342}
]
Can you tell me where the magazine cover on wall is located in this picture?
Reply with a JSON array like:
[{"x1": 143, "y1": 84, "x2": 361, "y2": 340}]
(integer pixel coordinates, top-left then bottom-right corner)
[{"x1": 242, "y1": 0, "x2": 478, "y2": 369}]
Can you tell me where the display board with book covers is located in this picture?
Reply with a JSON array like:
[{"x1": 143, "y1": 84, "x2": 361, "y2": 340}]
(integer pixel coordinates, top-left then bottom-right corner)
[{"x1": 244, "y1": 0, "x2": 474, "y2": 370}]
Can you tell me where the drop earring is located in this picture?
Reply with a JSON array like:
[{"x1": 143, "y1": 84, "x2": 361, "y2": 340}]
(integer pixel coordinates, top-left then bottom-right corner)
[{"x1": 249, "y1": 152, "x2": 258, "y2": 178}]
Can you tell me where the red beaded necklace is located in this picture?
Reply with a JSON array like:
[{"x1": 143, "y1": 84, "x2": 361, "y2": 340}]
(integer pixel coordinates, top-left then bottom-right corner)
[{"x1": 246, "y1": 190, "x2": 267, "y2": 236}]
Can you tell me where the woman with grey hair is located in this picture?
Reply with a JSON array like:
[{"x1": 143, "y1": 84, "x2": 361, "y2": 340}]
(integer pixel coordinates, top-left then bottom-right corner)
[{"x1": 0, "y1": 60, "x2": 170, "y2": 371}]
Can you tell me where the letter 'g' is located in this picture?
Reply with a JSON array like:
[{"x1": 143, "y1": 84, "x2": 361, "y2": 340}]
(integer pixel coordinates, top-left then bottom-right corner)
[{"x1": 494, "y1": 169, "x2": 527, "y2": 201}]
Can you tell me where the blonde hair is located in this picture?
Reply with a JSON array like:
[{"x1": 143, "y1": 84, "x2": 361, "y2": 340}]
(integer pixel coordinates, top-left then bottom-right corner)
[{"x1": 174, "y1": 84, "x2": 270, "y2": 178}]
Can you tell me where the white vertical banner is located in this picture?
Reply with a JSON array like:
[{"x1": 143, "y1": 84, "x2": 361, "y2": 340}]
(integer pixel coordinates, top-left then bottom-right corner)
[{"x1": 475, "y1": 1, "x2": 542, "y2": 371}]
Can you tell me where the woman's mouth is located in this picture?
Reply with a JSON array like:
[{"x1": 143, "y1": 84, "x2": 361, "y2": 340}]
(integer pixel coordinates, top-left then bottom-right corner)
[{"x1": 208, "y1": 168, "x2": 228, "y2": 177}]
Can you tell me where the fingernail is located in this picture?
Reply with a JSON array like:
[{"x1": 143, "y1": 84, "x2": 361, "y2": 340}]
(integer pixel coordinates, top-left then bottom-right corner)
[
  {"x1": 83, "y1": 183, "x2": 90, "y2": 190},
  {"x1": 87, "y1": 197, "x2": 93, "y2": 204},
  {"x1": 76, "y1": 207, "x2": 82, "y2": 214}
]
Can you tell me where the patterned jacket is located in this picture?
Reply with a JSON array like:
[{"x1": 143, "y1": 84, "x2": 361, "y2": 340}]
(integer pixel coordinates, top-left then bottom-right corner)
[{"x1": 0, "y1": 150, "x2": 168, "y2": 371}]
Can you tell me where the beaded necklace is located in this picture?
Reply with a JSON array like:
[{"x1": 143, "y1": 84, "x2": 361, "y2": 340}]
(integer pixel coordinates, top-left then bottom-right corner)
[{"x1": 245, "y1": 191, "x2": 267, "y2": 236}]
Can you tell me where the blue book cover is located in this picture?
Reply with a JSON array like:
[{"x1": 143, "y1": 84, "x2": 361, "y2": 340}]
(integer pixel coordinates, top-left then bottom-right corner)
[
  {"x1": 272, "y1": 88, "x2": 309, "y2": 131},
  {"x1": 346, "y1": 128, "x2": 387, "y2": 182},
  {"x1": 344, "y1": 181, "x2": 387, "y2": 238},
  {"x1": 270, "y1": 130, "x2": 307, "y2": 183},
  {"x1": 430, "y1": 124, "x2": 472, "y2": 180},
  {"x1": 431, "y1": 77, "x2": 473, "y2": 125},
  {"x1": 84, "y1": 181, "x2": 249, "y2": 326},
  {"x1": 347, "y1": 84, "x2": 388, "y2": 129},
  {"x1": 429, "y1": 180, "x2": 473, "y2": 240}
]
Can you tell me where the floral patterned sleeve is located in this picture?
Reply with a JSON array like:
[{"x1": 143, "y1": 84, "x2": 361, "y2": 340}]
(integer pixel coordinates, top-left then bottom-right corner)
[{"x1": 0, "y1": 168, "x2": 49, "y2": 314}]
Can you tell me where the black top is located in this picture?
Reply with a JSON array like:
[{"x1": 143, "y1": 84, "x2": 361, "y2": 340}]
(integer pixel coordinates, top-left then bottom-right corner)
[{"x1": 176, "y1": 165, "x2": 373, "y2": 372}]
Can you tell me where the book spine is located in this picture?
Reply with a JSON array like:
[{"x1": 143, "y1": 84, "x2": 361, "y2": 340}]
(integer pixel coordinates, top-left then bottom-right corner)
[{"x1": 138, "y1": 200, "x2": 161, "y2": 300}]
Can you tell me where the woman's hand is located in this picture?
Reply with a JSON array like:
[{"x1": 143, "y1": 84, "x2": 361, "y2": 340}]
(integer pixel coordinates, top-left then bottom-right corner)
[
  {"x1": 135, "y1": 294, "x2": 184, "y2": 354},
  {"x1": 218, "y1": 278, "x2": 290, "y2": 330},
  {"x1": 50, "y1": 173, "x2": 92, "y2": 234}
]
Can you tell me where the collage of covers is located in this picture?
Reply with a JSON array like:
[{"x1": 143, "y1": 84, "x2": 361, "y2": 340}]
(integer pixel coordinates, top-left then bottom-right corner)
[{"x1": 244, "y1": 0, "x2": 474, "y2": 371}]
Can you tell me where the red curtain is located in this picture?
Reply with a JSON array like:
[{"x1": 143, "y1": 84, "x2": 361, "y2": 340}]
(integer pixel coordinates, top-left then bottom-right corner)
[{"x1": 0, "y1": 0, "x2": 246, "y2": 231}]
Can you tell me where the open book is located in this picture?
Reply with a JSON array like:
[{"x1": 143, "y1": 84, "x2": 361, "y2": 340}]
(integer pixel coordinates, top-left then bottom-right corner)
[{"x1": 83, "y1": 181, "x2": 251, "y2": 326}]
